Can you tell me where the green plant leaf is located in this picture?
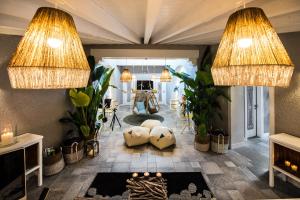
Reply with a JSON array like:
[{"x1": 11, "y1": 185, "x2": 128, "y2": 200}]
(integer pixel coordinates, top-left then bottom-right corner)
[
  {"x1": 69, "y1": 88, "x2": 77, "y2": 98},
  {"x1": 80, "y1": 125, "x2": 90, "y2": 138},
  {"x1": 93, "y1": 65, "x2": 106, "y2": 82},
  {"x1": 98, "y1": 114, "x2": 104, "y2": 120},
  {"x1": 84, "y1": 85, "x2": 94, "y2": 99},
  {"x1": 198, "y1": 123, "x2": 207, "y2": 137},
  {"x1": 69, "y1": 91, "x2": 91, "y2": 107}
]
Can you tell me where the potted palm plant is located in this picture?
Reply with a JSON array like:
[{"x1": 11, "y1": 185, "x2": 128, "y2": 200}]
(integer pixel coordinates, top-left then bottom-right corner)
[
  {"x1": 168, "y1": 47, "x2": 229, "y2": 152},
  {"x1": 60, "y1": 56, "x2": 114, "y2": 161}
]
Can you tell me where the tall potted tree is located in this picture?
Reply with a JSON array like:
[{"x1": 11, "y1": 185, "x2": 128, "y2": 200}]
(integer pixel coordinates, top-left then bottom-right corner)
[
  {"x1": 168, "y1": 48, "x2": 229, "y2": 152},
  {"x1": 60, "y1": 56, "x2": 114, "y2": 161}
]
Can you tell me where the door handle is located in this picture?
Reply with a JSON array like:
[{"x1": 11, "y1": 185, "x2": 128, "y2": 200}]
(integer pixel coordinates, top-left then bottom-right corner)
[{"x1": 254, "y1": 104, "x2": 258, "y2": 109}]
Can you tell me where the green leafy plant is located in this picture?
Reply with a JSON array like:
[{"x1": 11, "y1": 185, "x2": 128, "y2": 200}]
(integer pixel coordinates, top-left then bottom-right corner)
[
  {"x1": 60, "y1": 56, "x2": 114, "y2": 140},
  {"x1": 168, "y1": 47, "x2": 229, "y2": 143}
]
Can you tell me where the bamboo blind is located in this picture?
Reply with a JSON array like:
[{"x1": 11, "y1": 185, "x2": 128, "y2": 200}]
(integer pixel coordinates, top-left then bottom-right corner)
[
  {"x1": 160, "y1": 69, "x2": 172, "y2": 82},
  {"x1": 211, "y1": 7, "x2": 294, "y2": 87},
  {"x1": 8, "y1": 7, "x2": 90, "y2": 89},
  {"x1": 120, "y1": 68, "x2": 132, "y2": 82}
]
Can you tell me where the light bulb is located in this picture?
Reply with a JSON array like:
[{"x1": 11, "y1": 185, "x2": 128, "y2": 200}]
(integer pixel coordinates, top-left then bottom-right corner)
[
  {"x1": 47, "y1": 37, "x2": 62, "y2": 48},
  {"x1": 237, "y1": 38, "x2": 252, "y2": 48}
]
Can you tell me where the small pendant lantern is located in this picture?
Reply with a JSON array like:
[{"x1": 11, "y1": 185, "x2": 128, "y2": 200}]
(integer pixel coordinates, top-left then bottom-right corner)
[
  {"x1": 120, "y1": 58, "x2": 132, "y2": 82},
  {"x1": 160, "y1": 58, "x2": 172, "y2": 82}
]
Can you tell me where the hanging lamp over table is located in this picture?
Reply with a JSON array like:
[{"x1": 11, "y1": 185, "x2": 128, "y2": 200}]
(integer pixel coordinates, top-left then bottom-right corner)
[
  {"x1": 160, "y1": 68, "x2": 172, "y2": 82},
  {"x1": 211, "y1": 7, "x2": 294, "y2": 87},
  {"x1": 120, "y1": 68, "x2": 133, "y2": 82},
  {"x1": 160, "y1": 58, "x2": 172, "y2": 82},
  {"x1": 7, "y1": 7, "x2": 90, "y2": 89}
]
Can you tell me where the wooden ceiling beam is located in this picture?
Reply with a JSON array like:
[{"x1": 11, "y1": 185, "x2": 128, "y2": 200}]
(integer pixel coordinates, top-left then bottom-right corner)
[
  {"x1": 151, "y1": 0, "x2": 256, "y2": 44},
  {"x1": 163, "y1": 9, "x2": 300, "y2": 44},
  {"x1": 161, "y1": 0, "x2": 300, "y2": 44},
  {"x1": 144, "y1": 0, "x2": 162, "y2": 44},
  {"x1": 0, "y1": 0, "x2": 133, "y2": 44},
  {"x1": 47, "y1": 0, "x2": 140, "y2": 43}
]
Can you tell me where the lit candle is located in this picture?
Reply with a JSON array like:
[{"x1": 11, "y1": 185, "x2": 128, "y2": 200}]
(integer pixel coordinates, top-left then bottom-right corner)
[
  {"x1": 144, "y1": 172, "x2": 149, "y2": 177},
  {"x1": 156, "y1": 172, "x2": 162, "y2": 177},
  {"x1": 1, "y1": 132, "x2": 14, "y2": 145},
  {"x1": 285, "y1": 160, "x2": 291, "y2": 167},
  {"x1": 132, "y1": 172, "x2": 138, "y2": 178},
  {"x1": 291, "y1": 165, "x2": 298, "y2": 172},
  {"x1": 88, "y1": 149, "x2": 94, "y2": 157}
]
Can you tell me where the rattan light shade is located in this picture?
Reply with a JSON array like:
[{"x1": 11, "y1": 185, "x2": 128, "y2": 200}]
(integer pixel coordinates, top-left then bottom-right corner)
[
  {"x1": 160, "y1": 69, "x2": 172, "y2": 82},
  {"x1": 8, "y1": 7, "x2": 90, "y2": 89},
  {"x1": 211, "y1": 7, "x2": 294, "y2": 87},
  {"x1": 120, "y1": 68, "x2": 132, "y2": 82}
]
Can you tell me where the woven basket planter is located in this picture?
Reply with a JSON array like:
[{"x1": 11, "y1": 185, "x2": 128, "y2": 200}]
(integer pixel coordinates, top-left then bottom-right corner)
[
  {"x1": 62, "y1": 138, "x2": 84, "y2": 164},
  {"x1": 211, "y1": 134, "x2": 229, "y2": 154},
  {"x1": 43, "y1": 148, "x2": 65, "y2": 176},
  {"x1": 194, "y1": 135, "x2": 210, "y2": 152}
]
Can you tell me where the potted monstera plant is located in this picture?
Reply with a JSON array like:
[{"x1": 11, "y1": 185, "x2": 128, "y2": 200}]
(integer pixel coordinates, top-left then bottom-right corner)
[
  {"x1": 168, "y1": 47, "x2": 229, "y2": 152},
  {"x1": 60, "y1": 56, "x2": 114, "y2": 161}
]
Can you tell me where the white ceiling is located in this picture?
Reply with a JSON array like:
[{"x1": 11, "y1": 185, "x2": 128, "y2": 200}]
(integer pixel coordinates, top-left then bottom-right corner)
[{"x1": 0, "y1": 0, "x2": 299, "y2": 45}]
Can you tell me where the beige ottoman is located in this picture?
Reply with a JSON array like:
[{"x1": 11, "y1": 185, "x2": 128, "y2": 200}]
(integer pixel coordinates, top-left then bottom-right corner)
[
  {"x1": 141, "y1": 119, "x2": 162, "y2": 130},
  {"x1": 123, "y1": 126, "x2": 150, "y2": 147},
  {"x1": 150, "y1": 126, "x2": 176, "y2": 150}
]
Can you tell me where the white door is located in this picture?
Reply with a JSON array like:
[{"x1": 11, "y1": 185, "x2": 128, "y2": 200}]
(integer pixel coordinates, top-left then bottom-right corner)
[{"x1": 245, "y1": 86, "x2": 257, "y2": 138}]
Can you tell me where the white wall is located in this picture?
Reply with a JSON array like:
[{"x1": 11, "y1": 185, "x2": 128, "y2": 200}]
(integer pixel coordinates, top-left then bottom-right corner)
[{"x1": 230, "y1": 86, "x2": 246, "y2": 148}]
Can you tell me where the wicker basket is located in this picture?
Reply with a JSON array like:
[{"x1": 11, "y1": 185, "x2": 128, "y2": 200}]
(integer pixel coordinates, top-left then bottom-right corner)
[
  {"x1": 211, "y1": 134, "x2": 229, "y2": 154},
  {"x1": 194, "y1": 135, "x2": 210, "y2": 152},
  {"x1": 43, "y1": 148, "x2": 65, "y2": 176},
  {"x1": 62, "y1": 140, "x2": 84, "y2": 164}
]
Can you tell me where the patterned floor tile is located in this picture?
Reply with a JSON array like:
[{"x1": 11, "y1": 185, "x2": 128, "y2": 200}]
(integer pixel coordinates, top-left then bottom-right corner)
[
  {"x1": 202, "y1": 162, "x2": 224, "y2": 175},
  {"x1": 26, "y1": 105, "x2": 299, "y2": 200}
]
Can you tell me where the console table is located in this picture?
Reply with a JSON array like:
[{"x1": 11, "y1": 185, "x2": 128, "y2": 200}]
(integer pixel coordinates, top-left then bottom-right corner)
[
  {"x1": 0, "y1": 133, "x2": 43, "y2": 186},
  {"x1": 269, "y1": 133, "x2": 300, "y2": 187}
]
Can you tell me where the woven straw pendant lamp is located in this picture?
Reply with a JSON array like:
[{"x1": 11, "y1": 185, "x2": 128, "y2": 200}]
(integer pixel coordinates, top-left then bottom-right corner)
[
  {"x1": 160, "y1": 68, "x2": 172, "y2": 82},
  {"x1": 211, "y1": 7, "x2": 294, "y2": 87},
  {"x1": 120, "y1": 68, "x2": 132, "y2": 82},
  {"x1": 8, "y1": 7, "x2": 90, "y2": 89}
]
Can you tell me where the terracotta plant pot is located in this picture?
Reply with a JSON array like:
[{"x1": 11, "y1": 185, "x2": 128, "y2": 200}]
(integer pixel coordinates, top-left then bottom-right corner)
[
  {"x1": 194, "y1": 134, "x2": 210, "y2": 152},
  {"x1": 210, "y1": 134, "x2": 229, "y2": 154}
]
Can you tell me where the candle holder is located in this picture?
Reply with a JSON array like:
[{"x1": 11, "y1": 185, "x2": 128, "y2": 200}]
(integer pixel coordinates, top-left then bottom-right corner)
[
  {"x1": 85, "y1": 139, "x2": 99, "y2": 158},
  {"x1": 0, "y1": 123, "x2": 17, "y2": 148}
]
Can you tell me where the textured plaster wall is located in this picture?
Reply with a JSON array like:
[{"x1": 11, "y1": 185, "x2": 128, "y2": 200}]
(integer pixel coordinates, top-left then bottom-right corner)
[
  {"x1": 210, "y1": 45, "x2": 230, "y2": 137},
  {"x1": 0, "y1": 34, "x2": 69, "y2": 147},
  {"x1": 275, "y1": 32, "x2": 300, "y2": 137}
]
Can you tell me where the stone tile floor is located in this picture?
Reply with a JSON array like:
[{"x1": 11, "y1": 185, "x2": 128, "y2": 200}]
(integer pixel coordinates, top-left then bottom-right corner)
[{"x1": 27, "y1": 105, "x2": 300, "y2": 200}]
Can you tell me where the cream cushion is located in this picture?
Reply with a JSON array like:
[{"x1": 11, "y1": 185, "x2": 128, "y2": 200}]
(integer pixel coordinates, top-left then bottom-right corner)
[
  {"x1": 141, "y1": 119, "x2": 162, "y2": 130},
  {"x1": 123, "y1": 126, "x2": 150, "y2": 147},
  {"x1": 150, "y1": 126, "x2": 176, "y2": 150}
]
